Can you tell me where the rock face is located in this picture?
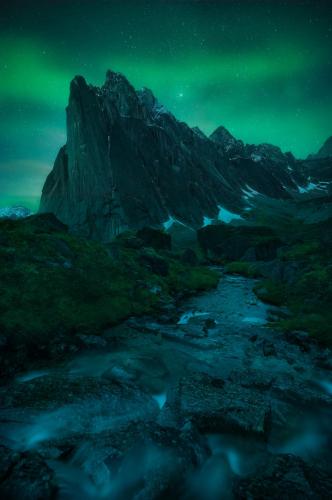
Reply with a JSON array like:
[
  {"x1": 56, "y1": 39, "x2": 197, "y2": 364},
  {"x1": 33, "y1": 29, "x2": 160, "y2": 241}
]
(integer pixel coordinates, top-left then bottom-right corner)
[
  {"x1": 40, "y1": 70, "x2": 331, "y2": 241},
  {"x1": 308, "y1": 136, "x2": 332, "y2": 159}
]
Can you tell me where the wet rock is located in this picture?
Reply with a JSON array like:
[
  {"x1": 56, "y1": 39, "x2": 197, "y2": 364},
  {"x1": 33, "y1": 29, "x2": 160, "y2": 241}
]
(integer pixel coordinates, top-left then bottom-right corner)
[
  {"x1": 165, "y1": 373, "x2": 271, "y2": 436},
  {"x1": 249, "y1": 334, "x2": 258, "y2": 342},
  {"x1": 0, "y1": 446, "x2": 56, "y2": 500},
  {"x1": 263, "y1": 340, "x2": 277, "y2": 357},
  {"x1": 233, "y1": 453, "x2": 332, "y2": 499},
  {"x1": 202, "y1": 318, "x2": 217, "y2": 335},
  {"x1": 45, "y1": 422, "x2": 208, "y2": 499},
  {"x1": 315, "y1": 349, "x2": 332, "y2": 371},
  {"x1": 285, "y1": 330, "x2": 312, "y2": 353},
  {"x1": 77, "y1": 334, "x2": 108, "y2": 349}
]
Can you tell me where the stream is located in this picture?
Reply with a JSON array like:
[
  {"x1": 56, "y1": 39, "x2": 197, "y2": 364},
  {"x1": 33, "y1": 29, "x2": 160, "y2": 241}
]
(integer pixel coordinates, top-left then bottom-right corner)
[{"x1": 0, "y1": 271, "x2": 331, "y2": 498}]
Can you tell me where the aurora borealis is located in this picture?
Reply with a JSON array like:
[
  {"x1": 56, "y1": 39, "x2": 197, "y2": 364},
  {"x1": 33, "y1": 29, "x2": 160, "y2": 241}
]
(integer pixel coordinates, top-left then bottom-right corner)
[{"x1": 1, "y1": 0, "x2": 332, "y2": 209}]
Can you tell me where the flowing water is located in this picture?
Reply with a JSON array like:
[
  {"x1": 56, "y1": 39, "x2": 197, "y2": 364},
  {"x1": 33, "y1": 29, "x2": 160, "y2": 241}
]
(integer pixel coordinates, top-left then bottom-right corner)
[{"x1": 1, "y1": 271, "x2": 331, "y2": 498}]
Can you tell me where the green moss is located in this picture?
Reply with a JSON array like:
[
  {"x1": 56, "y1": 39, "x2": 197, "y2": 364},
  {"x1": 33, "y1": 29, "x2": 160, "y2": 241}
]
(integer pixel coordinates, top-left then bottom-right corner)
[
  {"x1": 277, "y1": 313, "x2": 332, "y2": 347},
  {"x1": 167, "y1": 260, "x2": 219, "y2": 293},
  {"x1": 0, "y1": 216, "x2": 219, "y2": 374},
  {"x1": 281, "y1": 241, "x2": 321, "y2": 260},
  {"x1": 254, "y1": 280, "x2": 285, "y2": 306},
  {"x1": 225, "y1": 261, "x2": 261, "y2": 278}
]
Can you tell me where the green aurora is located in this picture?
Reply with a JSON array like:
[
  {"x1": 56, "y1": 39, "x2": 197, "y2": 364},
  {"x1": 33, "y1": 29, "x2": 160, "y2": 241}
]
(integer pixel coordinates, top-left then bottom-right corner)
[{"x1": 1, "y1": 0, "x2": 332, "y2": 209}]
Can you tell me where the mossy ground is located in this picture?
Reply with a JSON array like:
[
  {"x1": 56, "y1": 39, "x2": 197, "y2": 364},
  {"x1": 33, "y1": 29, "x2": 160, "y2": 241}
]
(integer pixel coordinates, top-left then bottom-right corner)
[
  {"x1": 0, "y1": 216, "x2": 218, "y2": 375},
  {"x1": 224, "y1": 261, "x2": 261, "y2": 278},
  {"x1": 257, "y1": 223, "x2": 332, "y2": 345}
]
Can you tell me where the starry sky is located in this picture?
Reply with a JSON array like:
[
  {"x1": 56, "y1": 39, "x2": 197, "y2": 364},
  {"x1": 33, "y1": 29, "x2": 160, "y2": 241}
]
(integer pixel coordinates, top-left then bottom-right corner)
[{"x1": 1, "y1": 0, "x2": 331, "y2": 209}]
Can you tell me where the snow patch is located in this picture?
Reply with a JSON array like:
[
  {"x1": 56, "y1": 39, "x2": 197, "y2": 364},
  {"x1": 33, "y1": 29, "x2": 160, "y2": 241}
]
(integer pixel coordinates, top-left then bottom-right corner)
[
  {"x1": 297, "y1": 182, "x2": 323, "y2": 193},
  {"x1": 241, "y1": 185, "x2": 260, "y2": 199},
  {"x1": 0, "y1": 206, "x2": 32, "y2": 219},
  {"x1": 162, "y1": 215, "x2": 188, "y2": 231},
  {"x1": 217, "y1": 206, "x2": 242, "y2": 224},
  {"x1": 152, "y1": 392, "x2": 167, "y2": 409},
  {"x1": 203, "y1": 216, "x2": 214, "y2": 227}
]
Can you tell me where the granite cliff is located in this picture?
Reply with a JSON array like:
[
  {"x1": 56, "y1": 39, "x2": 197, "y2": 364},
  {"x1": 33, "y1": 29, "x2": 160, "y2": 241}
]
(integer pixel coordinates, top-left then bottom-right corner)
[{"x1": 40, "y1": 70, "x2": 331, "y2": 241}]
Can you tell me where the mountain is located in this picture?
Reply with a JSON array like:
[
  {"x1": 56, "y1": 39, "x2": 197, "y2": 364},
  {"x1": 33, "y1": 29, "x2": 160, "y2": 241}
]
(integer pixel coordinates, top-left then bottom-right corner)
[
  {"x1": 308, "y1": 136, "x2": 332, "y2": 159},
  {"x1": 40, "y1": 70, "x2": 331, "y2": 241},
  {"x1": 0, "y1": 206, "x2": 32, "y2": 220}
]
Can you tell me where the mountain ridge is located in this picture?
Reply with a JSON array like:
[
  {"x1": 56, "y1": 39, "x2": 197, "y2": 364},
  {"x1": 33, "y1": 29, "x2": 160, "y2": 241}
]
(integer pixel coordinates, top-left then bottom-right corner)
[{"x1": 40, "y1": 70, "x2": 331, "y2": 241}]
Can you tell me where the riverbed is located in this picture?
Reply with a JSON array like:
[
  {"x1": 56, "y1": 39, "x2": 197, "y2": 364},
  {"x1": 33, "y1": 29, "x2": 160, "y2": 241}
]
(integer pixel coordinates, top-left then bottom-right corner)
[{"x1": 1, "y1": 271, "x2": 331, "y2": 498}]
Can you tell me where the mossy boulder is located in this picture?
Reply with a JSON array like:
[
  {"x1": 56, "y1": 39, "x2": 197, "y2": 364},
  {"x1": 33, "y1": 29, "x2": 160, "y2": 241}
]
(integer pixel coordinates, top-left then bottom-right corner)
[
  {"x1": 197, "y1": 224, "x2": 282, "y2": 262},
  {"x1": 136, "y1": 227, "x2": 171, "y2": 251}
]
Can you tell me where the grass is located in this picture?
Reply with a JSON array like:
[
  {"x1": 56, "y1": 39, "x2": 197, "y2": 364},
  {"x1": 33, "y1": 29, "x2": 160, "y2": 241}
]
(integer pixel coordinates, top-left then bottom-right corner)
[
  {"x1": 254, "y1": 280, "x2": 285, "y2": 306},
  {"x1": 253, "y1": 263, "x2": 332, "y2": 345},
  {"x1": 225, "y1": 261, "x2": 261, "y2": 278},
  {"x1": 0, "y1": 215, "x2": 219, "y2": 376}
]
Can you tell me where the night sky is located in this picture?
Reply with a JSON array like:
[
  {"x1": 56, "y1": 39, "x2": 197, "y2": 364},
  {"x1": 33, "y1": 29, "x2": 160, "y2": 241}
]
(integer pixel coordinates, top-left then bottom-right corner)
[{"x1": 1, "y1": 0, "x2": 331, "y2": 210}]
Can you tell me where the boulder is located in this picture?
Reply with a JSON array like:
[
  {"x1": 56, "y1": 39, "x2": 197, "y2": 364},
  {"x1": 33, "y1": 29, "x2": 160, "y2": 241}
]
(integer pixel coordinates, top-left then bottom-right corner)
[
  {"x1": 136, "y1": 226, "x2": 171, "y2": 251},
  {"x1": 234, "y1": 453, "x2": 332, "y2": 499}
]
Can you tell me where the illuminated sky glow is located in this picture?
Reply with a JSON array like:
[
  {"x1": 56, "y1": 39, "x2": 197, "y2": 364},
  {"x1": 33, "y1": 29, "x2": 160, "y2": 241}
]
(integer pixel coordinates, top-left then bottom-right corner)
[{"x1": 1, "y1": 0, "x2": 331, "y2": 208}]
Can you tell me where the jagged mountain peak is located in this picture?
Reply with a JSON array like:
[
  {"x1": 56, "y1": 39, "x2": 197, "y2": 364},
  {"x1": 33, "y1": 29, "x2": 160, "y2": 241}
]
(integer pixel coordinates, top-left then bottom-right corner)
[
  {"x1": 210, "y1": 125, "x2": 244, "y2": 156},
  {"x1": 309, "y1": 136, "x2": 332, "y2": 159},
  {"x1": 210, "y1": 125, "x2": 237, "y2": 143},
  {"x1": 40, "y1": 71, "x2": 331, "y2": 242}
]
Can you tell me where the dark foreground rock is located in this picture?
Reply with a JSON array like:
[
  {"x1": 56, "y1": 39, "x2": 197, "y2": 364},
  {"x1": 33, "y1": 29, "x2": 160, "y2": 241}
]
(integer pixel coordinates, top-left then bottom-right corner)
[
  {"x1": 0, "y1": 268, "x2": 331, "y2": 498},
  {"x1": 234, "y1": 453, "x2": 332, "y2": 499},
  {"x1": 0, "y1": 446, "x2": 57, "y2": 500}
]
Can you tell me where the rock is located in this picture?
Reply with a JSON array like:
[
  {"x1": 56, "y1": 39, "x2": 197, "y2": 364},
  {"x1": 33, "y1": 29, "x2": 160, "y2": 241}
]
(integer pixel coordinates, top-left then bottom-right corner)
[
  {"x1": 202, "y1": 318, "x2": 217, "y2": 334},
  {"x1": 233, "y1": 453, "x2": 332, "y2": 499},
  {"x1": 181, "y1": 248, "x2": 198, "y2": 266},
  {"x1": 139, "y1": 248, "x2": 169, "y2": 276},
  {"x1": 197, "y1": 224, "x2": 281, "y2": 261},
  {"x1": 262, "y1": 340, "x2": 277, "y2": 357},
  {"x1": 308, "y1": 136, "x2": 332, "y2": 159},
  {"x1": 23, "y1": 213, "x2": 68, "y2": 234},
  {"x1": 0, "y1": 446, "x2": 56, "y2": 500},
  {"x1": 163, "y1": 373, "x2": 271, "y2": 436},
  {"x1": 136, "y1": 227, "x2": 171, "y2": 251},
  {"x1": 39, "y1": 69, "x2": 323, "y2": 242},
  {"x1": 77, "y1": 334, "x2": 108, "y2": 348},
  {"x1": 315, "y1": 349, "x2": 332, "y2": 370}
]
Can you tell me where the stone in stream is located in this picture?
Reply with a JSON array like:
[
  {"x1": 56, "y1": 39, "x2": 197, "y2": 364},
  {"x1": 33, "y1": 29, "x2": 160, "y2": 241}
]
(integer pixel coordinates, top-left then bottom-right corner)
[
  {"x1": 0, "y1": 445, "x2": 56, "y2": 500},
  {"x1": 159, "y1": 372, "x2": 271, "y2": 437},
  {"x1": 262, "y1": 339, "x2": 277, "y2": 357},
  {"x1": 39, "y1": 422, "x2": 208, "y2": 499},
  {"x1": 233, "y1": 453, "x2": 332, "y2": 499}
]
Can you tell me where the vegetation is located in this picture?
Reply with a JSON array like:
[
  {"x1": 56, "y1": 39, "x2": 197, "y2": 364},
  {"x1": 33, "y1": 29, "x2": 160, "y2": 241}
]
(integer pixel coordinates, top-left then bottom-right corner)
[
  {"x1": 201, "y1": 205, "x2": 332, "y2": 346},
  {"x1": 225, "y1": 261, "x2": 261, "y2": 278},
  {"x1": 253, "y1": 218, "x2": 332, "y2": 345},
  {"x1": 0, "y1": 215, "x2": 219, "y2": 375}
]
